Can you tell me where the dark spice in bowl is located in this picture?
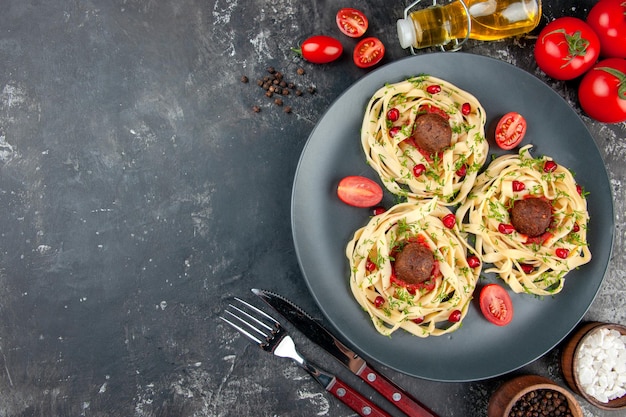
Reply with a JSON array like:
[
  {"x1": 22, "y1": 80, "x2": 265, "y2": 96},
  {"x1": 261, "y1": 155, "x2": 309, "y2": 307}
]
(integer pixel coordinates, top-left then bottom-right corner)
[{"x1": 508, "y1": 389, "x2": 574, "y2": 417}]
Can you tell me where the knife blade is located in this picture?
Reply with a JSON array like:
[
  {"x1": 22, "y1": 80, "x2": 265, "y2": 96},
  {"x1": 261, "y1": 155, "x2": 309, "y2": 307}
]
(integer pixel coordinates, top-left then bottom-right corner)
[{"x1": 252, "y1": 288, "x2": 439, "y2": 417}]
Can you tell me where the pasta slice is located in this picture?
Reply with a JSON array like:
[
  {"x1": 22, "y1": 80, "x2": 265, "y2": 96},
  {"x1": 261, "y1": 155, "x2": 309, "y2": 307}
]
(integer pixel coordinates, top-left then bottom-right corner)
[
  {"x1": 361, "y1": 75, "x2": 488, "y2": 205},
  {"x1": 456, "y1": 145, "x2": 591, "y2": 295},
  {"x1": 346, "y1": 199, "x2": 481, "y2": 337}
]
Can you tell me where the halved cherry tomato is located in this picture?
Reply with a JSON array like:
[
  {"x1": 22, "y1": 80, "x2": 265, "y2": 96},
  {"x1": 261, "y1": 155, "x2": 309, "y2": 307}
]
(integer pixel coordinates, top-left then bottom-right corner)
[
  {"x1": 337, "y1": 176, "x2": 383, "y2": 208},
  {"x1": 293, "y1": 35, "x2": 343, "y2": 64},
  {"x1": 336, "y1": 8, "x2": 368, "y2": 38},
  {"x1": 479, "y1": 284, "x2": 514, "y2": 326},
  {"x1": 353, "y1": 37, "x2": 385, "y2": 68},
  {"x1": 494, "y1": 112, "x2": 527, "y2": 150}
]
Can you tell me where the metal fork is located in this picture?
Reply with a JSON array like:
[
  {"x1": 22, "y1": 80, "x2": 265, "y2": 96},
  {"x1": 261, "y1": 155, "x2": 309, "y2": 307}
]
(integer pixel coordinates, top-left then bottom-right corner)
[{"x1": 221, "y1": 297, "x2": 391, "y2": 417}]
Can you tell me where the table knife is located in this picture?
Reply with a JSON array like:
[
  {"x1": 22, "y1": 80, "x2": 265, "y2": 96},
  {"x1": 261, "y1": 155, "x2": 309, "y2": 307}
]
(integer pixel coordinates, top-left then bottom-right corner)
[{"x1": 252, "y1": 288, "x2": 439, "y2": 417}]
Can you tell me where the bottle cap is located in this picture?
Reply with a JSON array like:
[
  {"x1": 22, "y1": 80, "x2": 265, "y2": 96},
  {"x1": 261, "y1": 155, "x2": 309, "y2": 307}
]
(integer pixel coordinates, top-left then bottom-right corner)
[{"x1": 396, "y1": 18, "x2": 416, "y2": 49}]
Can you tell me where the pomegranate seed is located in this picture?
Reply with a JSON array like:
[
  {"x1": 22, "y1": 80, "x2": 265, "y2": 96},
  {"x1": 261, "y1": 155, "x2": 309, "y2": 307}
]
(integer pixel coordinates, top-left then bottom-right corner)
[
  {"x1": 461, "y1": 102, "x2": 471, "y2": 115},
  {"x1": 467, "y1": 255, "x2": 480, "y2": 268},
  {"x1": 366, "y1": 259, "x2": 376, "y2": 272},
  {"x1": 544, "y1": 160, "x2": 558, "y2": 173},
  {"x1": 520, "y1": 263, "x2": 534, "y2": 274},
  {"x1": 426, "y1": 85, "x2": 441, "y2": 94},
  {"x1": 372, "y1": 206, "x2": 386, "y2": 216},
  {"x1": 412, "y1": 317, "x2": 424, "y2": 324},
  {"x1": 512, "y1": 180, "x2": 525, "y2": 192},
  {"x1": 413, "y1": 163, "x2": 426, "y2": 177},
  {"x1": 374, "y1": 295, "x2": 385, "y2": 308},
  {"x1": 389, "y1": 126, "x2": 400, "y2": 137},
  {"x1": 456, "y1": 164, "x2": 467, "y2": 177},
  {"x1": 442, "y1": 213, "x2": 456, "y2": 229},
  {"x1": 498, "y1": 223, "x2": 515, "y2": 234},
  {"x1": 572, "y1": 223, "x2": 580, "y2": 233},
  {"x1": 386, "y1": 108, "x2": 400, "y2": 122},
  {"x1": 448, "y1": 310, "x2": 462, "y2": 322},
  {"x1": 556, "y1": 248, "x2": 569, "y2": 259}
]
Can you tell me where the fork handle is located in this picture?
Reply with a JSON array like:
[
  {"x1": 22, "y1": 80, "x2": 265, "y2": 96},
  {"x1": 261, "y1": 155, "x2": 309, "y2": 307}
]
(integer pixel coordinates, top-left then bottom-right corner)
[{"x1": 327, "y1": 377, "x2": 391, "y2": 417}]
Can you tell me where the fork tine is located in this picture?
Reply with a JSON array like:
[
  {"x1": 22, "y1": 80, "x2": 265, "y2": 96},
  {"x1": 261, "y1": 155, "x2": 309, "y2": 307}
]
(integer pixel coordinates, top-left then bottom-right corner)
[
  {"x1": 220, "y1": 297, "x2": 281, "y2": 345},
  {"x1": 220, "y1": 315, "x2": 264, "y2": 345},
  {"x1": 233, "y1": 297, "x2": 279, "y2": 325}
]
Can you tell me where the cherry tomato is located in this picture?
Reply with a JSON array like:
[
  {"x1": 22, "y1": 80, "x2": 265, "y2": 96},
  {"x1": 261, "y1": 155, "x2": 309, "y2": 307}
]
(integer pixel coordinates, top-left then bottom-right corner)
[
  {"x1": 479, "y1": 284, "x2": 514, "y2": 326},
  {"x1": 293, "y1": 35, "x2": 343, "y2": 64},
  {"x1": 587, "y1": 0, "x2": 626, "y2": 59},
  {"x1": 494, "y1": 112, "x2": 527, "y2": 150},
  {"x1": 534, "y1": 17, "x2": 600, "y2": 80},
  {"x1": 578, "y1": 58, "x2": 626, "y2": 123},
  {"x1": 337, "y1": 176, "x2": 383, "y2": 208},
  {"x1": 336, "y1": 8, "x2": 368, "y2": 38},
  {"x1": 353, "y1": 37, "x2": 385, "y2": 68}
]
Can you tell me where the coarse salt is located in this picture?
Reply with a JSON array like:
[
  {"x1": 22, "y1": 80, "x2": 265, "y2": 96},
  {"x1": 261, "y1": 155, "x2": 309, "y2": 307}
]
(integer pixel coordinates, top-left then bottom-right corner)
[{"x1": 576, "y1": 327, "x2": 626, "y2": 403}]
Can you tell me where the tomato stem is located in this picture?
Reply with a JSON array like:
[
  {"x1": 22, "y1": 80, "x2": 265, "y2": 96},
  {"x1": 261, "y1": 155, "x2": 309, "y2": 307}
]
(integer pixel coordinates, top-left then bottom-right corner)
[
  {"x1": 543, "y1": 29, "x2": 590, "y2": 69},
  {"x1": 595, "y1": 67, "x2": 626, "y2": 100},
  {"x1": 291, "y1": 47, "x2": 303, "y2": 57}
]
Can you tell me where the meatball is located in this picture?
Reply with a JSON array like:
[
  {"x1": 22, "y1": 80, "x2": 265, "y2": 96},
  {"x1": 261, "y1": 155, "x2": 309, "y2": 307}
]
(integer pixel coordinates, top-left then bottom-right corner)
[
  {"x1": 394, "y1": 242, "x2": 434, "y2": 285},
  {"x1": 510, "y1": 198, "x2": 552, "y2": 237},
  {"x1": 412, "y1": 113, "x2": 452, "y2": 155}
]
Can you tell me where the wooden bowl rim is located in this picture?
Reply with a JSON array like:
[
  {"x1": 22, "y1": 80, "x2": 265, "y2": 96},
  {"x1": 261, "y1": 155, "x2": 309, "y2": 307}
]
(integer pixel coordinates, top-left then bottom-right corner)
[
  {"x1": 490, "y1": 374, "x2": 583, "y2": 417},
  {"x1": 571, "y1": 322, "x2": 626, "y2": 410}
]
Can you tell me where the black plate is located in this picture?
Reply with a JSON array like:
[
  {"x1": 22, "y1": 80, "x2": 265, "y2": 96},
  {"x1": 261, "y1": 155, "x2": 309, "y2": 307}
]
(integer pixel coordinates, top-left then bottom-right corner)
[{"x1": 291, "y1": 53, "x2": 614, "y2": 382}]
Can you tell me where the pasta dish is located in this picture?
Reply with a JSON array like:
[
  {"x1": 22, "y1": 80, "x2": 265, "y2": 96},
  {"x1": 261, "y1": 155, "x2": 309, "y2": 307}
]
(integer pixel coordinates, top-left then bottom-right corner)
[
  {"x1": 455, "y1": 145, "x2": 591, "y2": 295},
  {"x1": 346, "y1": 199, "x2": 481, "y2": 337},
  {"x1": 361, "y1": 75, "x2": 488, "y2": 205}
]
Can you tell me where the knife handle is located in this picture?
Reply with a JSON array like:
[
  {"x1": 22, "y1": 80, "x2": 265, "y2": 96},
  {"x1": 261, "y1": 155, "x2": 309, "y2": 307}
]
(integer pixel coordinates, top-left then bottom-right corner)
[
  {"x1": 357, "y1": 364, "x2": 438, "y2": 417},
  {"x1": 327, "y1": 377, "x2": 391, "y2": 417}
]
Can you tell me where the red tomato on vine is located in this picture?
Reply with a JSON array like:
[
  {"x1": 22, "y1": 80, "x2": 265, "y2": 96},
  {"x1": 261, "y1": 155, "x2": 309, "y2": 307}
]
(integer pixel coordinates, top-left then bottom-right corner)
[{"x1": 534, "y1": 17, "x2": 600, "y2": 80}]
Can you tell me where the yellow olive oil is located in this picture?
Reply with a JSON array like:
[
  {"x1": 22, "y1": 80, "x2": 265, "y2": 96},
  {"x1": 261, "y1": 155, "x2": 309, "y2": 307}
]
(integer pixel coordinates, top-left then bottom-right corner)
[{"x1": 397, "y1": 0, "x2": 542, "y2": 50}]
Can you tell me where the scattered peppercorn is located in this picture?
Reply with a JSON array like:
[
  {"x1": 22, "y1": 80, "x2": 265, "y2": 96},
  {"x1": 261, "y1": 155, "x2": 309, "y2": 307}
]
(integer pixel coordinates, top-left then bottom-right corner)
[
  {"x1": 242, "y1": 65, "x2": 317, "y2": 115},
  {"x1": 508, "y1": 389, "x2": 574, "y2": 417}
]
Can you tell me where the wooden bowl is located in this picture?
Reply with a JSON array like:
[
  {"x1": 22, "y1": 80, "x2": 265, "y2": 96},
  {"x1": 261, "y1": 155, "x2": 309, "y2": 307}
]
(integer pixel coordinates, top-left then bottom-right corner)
[
  {"x1": 487, "y1": 374, "x2": 583, "y2": 417},
  {"x1": 561, "y1": 321, "x2": 626, "y2": 410}
]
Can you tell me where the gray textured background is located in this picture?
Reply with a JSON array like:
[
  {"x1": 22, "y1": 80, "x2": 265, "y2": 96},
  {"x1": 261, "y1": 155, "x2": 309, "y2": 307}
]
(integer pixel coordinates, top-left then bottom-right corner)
[{"x1": 0, "y1": 1, "x2": 624, "y2": 416}]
